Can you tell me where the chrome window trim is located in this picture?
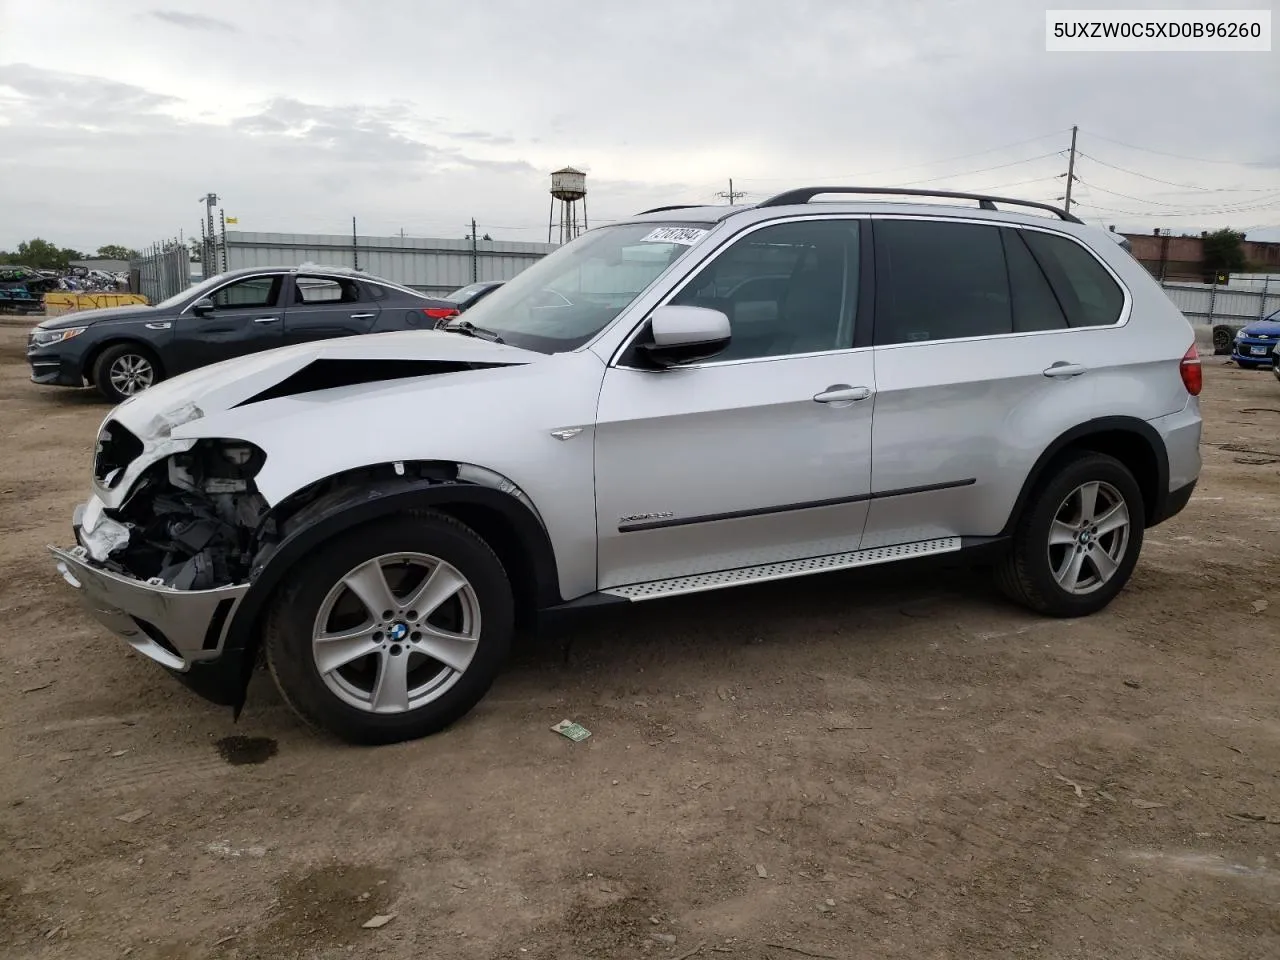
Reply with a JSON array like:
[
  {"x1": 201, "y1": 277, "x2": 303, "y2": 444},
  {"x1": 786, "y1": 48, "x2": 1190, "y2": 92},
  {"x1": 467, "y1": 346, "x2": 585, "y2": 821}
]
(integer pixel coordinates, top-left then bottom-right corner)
[
  {"x1": 867, "y1": 215, "x2": 1133, "y2": 350},
  {"x1": 178, "y1": 271, "x2": 290, "y2": 316},
  {"x1": 608, "y1": 213, "x2": 870, "y2": 371},
  {"x1": 605, "y1": 212, "x2": 1133, "y2": 370}
]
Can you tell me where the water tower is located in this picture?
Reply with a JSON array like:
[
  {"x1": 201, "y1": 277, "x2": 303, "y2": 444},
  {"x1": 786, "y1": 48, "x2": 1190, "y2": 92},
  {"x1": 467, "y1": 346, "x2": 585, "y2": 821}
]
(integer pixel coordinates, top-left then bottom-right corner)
[{"x1": 548, "y1": 167, "x2": 587, "y2": 244}]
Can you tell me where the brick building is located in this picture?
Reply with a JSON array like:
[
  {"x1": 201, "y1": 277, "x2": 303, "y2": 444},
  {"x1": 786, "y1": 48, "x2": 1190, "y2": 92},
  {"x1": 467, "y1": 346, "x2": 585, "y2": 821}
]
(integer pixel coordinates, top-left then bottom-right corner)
[{"x1": 1122, "y1": 230, "x2": 1280, "y2": 281}]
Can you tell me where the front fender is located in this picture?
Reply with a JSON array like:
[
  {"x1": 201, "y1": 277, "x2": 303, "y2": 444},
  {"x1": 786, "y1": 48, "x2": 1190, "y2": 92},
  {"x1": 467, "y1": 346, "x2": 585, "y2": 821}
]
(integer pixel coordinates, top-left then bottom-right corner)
[{"x1": 220, "y1": 477, "x2": 563, "y2": 715}]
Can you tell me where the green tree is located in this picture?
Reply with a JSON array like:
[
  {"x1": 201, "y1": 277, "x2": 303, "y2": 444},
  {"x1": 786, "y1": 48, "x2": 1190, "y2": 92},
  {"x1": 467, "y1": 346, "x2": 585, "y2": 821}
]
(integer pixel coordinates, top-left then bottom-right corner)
[
  {"x1": 8, "y1": 238, "x2": 82, "y2": 270},
  {"x1": 95, "y1": 244, "x2": 140, "y2": 261},
  {"x1": 1202, "y1": 228, "x2": 1246, "y2": 281}
]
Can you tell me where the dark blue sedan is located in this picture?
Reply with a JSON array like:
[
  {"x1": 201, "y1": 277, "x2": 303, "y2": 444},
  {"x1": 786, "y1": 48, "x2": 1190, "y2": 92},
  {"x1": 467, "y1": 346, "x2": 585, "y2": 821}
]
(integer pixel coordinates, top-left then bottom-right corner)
[{"x1": 1232, "y1": 311, "x2": 1280, "y2": 369}]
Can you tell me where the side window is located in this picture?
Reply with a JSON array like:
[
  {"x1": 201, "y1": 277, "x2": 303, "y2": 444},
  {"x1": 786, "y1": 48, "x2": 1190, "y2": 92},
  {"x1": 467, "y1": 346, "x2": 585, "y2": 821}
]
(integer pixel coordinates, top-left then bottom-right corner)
[
  {"x1": 873, "y1": 220, "x2": 1011, "y2": 345},
  {"x1": 667, "y1": 219, "x2": 858, "y2": 361},
  {"x1": 295, "y1": 276, "x2": 363, "y2": 305},
  {"x1": 212, "y1": 275, "x2": 279, "y2": 309},
  {"x1": 1003, "y1": 229, "x2": 1068, "y2": 332},
  {"x1": 1021, "y1": 231, "x2": 1125, "y2": 327}
]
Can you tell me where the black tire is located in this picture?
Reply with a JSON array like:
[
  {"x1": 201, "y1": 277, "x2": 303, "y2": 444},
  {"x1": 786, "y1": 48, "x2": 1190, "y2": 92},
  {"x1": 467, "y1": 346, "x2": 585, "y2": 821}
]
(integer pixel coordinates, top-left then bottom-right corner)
[
  {"x1": 92, "y1": 343, "x2": 163, "y2": 403},
  {"x1": 1211, "y1": 324, "x2": 1236, "y2": 356},
  {"x1": 995, "y1": 452, "x2": 1145, "y2": 618},
  {"x1": 264, "y1": 511, "x2": 514, "y2": 744}
]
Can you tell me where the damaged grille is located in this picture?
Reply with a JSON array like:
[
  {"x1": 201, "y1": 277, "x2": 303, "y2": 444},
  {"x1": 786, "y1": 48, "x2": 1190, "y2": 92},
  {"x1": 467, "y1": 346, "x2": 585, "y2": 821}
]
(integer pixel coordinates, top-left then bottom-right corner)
[
  {"x1": 94, "y1": 420, "x2": 143, "y2": 489},
  {"x1": 100, "y1": 439, "x2": 271, "y2": 590}
]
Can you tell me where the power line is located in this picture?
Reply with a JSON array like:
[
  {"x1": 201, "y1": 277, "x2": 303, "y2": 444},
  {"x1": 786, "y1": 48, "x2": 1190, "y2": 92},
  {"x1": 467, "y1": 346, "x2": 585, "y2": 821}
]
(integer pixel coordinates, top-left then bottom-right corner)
[
  {"x1": 733, "y1": 129, "x2": 1070, "y2": 184},
  {"x1": 1075, "y1": 151, "x2": 1279, "y2": 193},
  {"x1": 1073, "y1": 199, "x2": 1280, "y2": 218},
  {"x1": 1079, "y1": 129, "x2": 1273, "y2": 166},
  {"x1": 892, "y1": 150, "x2": 1065, "y2": 187},
  {"x1": 1076, "y1": 180, "x2": 1280, "y2": 211}
]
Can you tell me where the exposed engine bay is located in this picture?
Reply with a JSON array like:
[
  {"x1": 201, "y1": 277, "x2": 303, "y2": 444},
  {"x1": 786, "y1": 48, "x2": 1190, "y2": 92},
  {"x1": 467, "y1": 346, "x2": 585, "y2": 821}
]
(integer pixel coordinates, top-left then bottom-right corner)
[
  {"x1": 84, "y1": 434, "x2": 485, "y2": 592},
  {"x1": 94, "y1": 439, "x2": 271, "y2": 590}
]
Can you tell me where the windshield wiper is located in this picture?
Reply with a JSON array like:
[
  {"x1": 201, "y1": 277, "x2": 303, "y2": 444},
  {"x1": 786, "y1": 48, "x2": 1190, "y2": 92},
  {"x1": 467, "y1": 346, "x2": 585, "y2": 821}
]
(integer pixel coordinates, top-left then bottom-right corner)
[{"x1": 440, "y1": 318, "x2": 505, "y2": 344}]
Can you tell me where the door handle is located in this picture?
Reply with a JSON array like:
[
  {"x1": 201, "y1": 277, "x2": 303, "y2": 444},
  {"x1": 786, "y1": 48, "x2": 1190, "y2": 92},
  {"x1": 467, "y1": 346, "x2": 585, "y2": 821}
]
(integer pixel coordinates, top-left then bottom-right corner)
[
  {"x1": 253, "y1": 316, "x2": 280, "y2": 324},
  {"x1": 349, "y1": 312, "x2": 375, "y2": 320},
  {"x1": 813, "y1": 384, "x2": 872, "y2": 403},
  {"x1": 1043, "y1": 362, "x2": 1088, "y2": 378}
]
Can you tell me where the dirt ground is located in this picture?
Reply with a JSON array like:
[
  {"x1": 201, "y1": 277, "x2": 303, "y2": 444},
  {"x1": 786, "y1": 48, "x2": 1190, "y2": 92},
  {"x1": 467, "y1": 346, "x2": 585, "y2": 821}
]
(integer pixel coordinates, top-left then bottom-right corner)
[{"x1": 1, "y1": 318, "x2": 1277, "y2": 960}]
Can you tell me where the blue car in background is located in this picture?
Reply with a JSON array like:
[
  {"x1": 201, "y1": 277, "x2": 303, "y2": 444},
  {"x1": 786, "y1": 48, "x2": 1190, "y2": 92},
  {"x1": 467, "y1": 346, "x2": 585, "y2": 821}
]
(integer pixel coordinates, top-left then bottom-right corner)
[{"x1": 1232, "y1": 309, "x2": 1280, "y2": 369}]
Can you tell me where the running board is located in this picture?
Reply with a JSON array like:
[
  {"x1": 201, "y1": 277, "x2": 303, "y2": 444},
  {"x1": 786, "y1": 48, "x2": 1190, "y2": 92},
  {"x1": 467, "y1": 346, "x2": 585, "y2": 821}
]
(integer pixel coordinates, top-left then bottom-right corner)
[{"x1": 602, "y1": 537, "x2": 962, "y2": 602}]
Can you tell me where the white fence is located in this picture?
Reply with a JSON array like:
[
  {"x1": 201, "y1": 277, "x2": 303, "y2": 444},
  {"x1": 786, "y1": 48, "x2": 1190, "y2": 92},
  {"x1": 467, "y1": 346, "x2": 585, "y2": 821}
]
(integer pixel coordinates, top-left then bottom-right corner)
[{"x1": 1161, "y1": 277, "x2": 1279, "y2": 327}]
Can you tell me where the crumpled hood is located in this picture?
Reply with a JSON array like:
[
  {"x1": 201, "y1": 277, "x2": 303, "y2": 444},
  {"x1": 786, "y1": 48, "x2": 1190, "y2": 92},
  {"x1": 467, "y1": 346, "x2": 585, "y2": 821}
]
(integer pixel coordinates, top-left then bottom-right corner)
[
  {"x1": 37, "y1": 305, "x2": 154, "y2": 330},
  {"x1": 109, "y1": 329, "x2": 540, "y2": 441},
  {"x1": 1240, "y1": 319, "x2": 1280, "y2": 338}
]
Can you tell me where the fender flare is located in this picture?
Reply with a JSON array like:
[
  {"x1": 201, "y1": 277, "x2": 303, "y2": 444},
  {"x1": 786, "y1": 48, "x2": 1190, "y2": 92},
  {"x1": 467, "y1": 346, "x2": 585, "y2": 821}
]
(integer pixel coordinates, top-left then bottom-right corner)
[{"x1": 999, "y1": 415, "x2": 1170, "y2": 536}]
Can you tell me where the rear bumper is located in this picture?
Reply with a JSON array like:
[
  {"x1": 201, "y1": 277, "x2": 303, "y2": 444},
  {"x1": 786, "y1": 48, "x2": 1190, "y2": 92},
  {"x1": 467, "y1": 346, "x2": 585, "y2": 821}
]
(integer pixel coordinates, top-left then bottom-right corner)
[{"x1": 1147, "y1": 399, "x2": 1202, "y2": 527}]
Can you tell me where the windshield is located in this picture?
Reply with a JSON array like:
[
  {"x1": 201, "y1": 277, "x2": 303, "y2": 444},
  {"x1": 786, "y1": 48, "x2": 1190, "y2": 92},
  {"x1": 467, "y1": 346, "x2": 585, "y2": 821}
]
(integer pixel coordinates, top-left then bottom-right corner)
[
  {"x1": 153, "y1": 273, "x2": 228, "y2": 310},
  {"x1": 459, "y1": 222, "x2": 711, "y2": 352}
]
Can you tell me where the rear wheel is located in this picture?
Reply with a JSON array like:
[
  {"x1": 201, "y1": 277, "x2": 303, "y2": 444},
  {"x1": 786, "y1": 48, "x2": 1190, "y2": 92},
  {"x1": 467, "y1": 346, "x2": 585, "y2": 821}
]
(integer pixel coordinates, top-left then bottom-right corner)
[
  {"x1": 1212, "y1": 324, "x2": 1237, "y2": 356},
  {"x1": 996, "y1": 453, "x2": 1144, "y2": 617},
  {"x1": 93, "y1": 344, "x2": 161, "y2": 402},
  {"x1": 264, "y1": 512, "x2": 514, "y2": 744}
]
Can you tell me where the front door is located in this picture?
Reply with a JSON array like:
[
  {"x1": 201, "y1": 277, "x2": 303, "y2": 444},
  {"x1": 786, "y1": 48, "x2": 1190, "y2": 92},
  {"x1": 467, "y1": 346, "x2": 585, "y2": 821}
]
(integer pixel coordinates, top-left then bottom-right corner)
[
  {"x1": 282, "y1": 275, "x2": 382, "y2": 345},
  {"x1": 170, "y1": 273, "x2": 284, "y2": 374},
  {"x1": 593, "y1": 218, "x2": 875, "y2": 589}
]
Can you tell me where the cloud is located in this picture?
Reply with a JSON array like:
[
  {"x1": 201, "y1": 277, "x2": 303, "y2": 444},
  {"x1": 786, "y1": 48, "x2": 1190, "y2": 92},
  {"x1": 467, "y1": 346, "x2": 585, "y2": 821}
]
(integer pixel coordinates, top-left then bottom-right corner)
[
  {"x1": 147, "y1": 10, "x2": 239, "y2": 33},
  {"x1": 1, "y1": 0, "x2": 1278, "y2": 247}
]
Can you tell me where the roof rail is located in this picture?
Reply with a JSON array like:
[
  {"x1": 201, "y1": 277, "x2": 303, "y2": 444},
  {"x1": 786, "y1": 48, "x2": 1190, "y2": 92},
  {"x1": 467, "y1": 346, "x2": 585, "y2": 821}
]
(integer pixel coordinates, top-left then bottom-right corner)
[
  {"x1": 756, "y1": 187, "x2": 1083, "y2": 224},
  {"x1": 636, "y1": 204, "x2": 705, "y2": 215}
]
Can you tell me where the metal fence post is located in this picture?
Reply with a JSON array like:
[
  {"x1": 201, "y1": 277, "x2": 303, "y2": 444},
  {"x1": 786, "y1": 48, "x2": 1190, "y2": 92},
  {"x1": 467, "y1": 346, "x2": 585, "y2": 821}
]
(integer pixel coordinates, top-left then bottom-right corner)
[
  {"x1": 1261, "y1": 276, "x2": 1271, "y2": 320},
  {"x1": 1207, "y1": 279, "x2": 1218, "y2": 325}
]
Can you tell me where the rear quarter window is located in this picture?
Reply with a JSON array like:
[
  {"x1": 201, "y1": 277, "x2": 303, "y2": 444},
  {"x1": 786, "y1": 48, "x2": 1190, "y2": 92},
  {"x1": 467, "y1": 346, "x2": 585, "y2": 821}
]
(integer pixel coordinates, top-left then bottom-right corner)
[{"x1": 1021, "y1": 230, "x2": 1125, "y2": 328}]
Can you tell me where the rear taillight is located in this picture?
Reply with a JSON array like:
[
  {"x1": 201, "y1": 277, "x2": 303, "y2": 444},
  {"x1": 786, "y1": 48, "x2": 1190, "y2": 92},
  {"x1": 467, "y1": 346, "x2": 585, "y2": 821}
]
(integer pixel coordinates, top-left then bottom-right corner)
[
  {"x1": 424, "y1": 307, "x2": 459, "y2": 320},
  {"x1": 1179, "y1": 344, "x2": 1202, "y2": 396}
]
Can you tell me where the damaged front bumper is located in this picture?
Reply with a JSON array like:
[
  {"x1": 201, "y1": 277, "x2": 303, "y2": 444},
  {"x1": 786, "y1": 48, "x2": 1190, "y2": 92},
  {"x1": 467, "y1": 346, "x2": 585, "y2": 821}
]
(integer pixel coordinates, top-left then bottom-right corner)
[{"x1": 51, "y1": 538, "x2": 248, "y2": 673}]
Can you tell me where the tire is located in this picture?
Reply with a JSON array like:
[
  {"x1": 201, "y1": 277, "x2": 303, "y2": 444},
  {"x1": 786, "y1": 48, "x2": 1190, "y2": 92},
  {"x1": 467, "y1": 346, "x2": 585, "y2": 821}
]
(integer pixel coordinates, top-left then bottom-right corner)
[
  {"x1": 93, "y1": 343, "x2": 162, "y2": 403},
  {"x1": 1211, "y1": 324, "x2": 1236, "y2": 356},
  {"x1": 995, "y1": 452, "x2": 1145, "y2": 618},
  {"x1": 264, "y1": 511, "x2": 513, "y2": 744}
]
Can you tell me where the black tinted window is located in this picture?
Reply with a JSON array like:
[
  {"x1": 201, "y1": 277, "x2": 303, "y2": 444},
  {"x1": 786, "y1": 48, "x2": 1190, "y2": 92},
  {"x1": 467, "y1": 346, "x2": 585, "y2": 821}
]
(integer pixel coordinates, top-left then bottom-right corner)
[
  {"x1": 213, "y1": 275, "x2": 279, "y2": 309},
  {"x1": 1021, "y1": 230, "x2": 1124, "y2": 327},
  {"x1": 1003, "y1": 229, "x2": 1068, "y2": 332},
  {"x1": 669, "y1": 219, "x2": 858, "y2": 361},
  {"x1": 873, "y1": 220, "x2": 1011, "y2": 345}
]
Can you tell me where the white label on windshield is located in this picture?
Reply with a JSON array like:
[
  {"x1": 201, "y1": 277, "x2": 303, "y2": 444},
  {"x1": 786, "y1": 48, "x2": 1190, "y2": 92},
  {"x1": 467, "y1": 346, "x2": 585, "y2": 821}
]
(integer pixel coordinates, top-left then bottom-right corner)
[{"x1": 640, "y1": 226, "x2": 708, "y2": 246}]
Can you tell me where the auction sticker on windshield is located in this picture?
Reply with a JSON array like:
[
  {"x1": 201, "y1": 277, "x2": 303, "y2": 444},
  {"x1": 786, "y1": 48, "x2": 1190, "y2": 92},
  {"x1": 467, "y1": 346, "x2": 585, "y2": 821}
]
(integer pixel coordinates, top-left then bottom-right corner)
[{"x1": 640, "y1": 226, "x2": 709, "y2": 245}]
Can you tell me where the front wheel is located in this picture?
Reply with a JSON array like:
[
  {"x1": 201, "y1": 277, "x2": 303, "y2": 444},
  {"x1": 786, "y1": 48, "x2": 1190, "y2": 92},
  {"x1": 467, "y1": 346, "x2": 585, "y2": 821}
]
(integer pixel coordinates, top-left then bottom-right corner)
[
  {"x1": 264, "y1": 511, "x2": 514, "y2": 744},
  {"x1": 93, "y1": 344, "x2": 162, "y2": 402},
  {"x1": 996, "y1": 453, "x2": 1145, "y2": 618}
]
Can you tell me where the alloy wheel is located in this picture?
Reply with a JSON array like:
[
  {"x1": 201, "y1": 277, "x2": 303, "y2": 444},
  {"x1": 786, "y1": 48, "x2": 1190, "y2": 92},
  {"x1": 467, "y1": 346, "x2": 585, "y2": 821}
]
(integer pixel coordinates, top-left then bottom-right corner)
[
  {"x1": 108, "y1": 354, "x2": 155, "y2": 395},
  {"x1": 311, "y1": 552, "x2": 481, "y2": 714},
  {"x1": 1047, "y1": 480, "x2": 1131, "y2": 595}
]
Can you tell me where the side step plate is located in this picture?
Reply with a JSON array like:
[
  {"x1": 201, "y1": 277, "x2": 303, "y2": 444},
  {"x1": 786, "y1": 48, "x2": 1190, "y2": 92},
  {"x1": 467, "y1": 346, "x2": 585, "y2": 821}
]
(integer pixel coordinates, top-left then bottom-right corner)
[{"x1": 602, "y1": 537, "x2": 962, "y2": 602}]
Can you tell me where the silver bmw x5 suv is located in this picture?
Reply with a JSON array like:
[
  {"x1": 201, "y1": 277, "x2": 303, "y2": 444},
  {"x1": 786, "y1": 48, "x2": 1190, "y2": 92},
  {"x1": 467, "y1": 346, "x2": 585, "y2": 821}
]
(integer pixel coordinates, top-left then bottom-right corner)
[{"x1": 51, "y1": 187, "x2": 1203, "y2": 743}]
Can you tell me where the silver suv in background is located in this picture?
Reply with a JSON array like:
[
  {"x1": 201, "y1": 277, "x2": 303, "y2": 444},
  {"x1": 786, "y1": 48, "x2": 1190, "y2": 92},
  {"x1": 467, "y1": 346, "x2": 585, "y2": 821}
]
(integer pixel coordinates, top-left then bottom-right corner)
[{"x1": 51, "y1": 187, "x2": 1202, "y2": 743}]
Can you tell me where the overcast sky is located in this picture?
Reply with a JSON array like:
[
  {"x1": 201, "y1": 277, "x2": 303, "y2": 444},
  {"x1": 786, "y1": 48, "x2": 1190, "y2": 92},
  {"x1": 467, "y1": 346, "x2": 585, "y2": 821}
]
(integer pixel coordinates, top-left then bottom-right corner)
[{"x1": 1, "y1": 0, "x2": 1277, "y2": 252}]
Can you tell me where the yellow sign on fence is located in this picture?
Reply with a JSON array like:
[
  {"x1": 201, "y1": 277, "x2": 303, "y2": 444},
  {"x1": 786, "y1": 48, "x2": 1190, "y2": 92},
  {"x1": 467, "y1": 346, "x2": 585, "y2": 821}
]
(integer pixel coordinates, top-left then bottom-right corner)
[{"x1": 44, "y1": 292, "x2": 150, "y2": 317}]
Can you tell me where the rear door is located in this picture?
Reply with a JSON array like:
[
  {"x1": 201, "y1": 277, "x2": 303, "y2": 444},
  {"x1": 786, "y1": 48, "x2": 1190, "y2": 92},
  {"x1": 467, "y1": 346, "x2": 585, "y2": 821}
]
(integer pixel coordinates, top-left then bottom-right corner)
[
  {"x1": 170, "y1": 273, "x2": 284, "y2": 373},
  {"x1": 862, "y1": 216, "x2": 1129, "y2": 547},
  {"x1": 282, "y1": 274, "x2": 381, "y2": 345}
]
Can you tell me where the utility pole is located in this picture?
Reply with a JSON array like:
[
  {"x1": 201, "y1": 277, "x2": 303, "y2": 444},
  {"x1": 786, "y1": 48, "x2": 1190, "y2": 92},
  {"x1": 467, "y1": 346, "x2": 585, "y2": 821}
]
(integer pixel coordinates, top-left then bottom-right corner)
[
  {"x1": 715, "y1": 178, "x2": 747, "y2": 205},
  {"x1": 470, "y1": 218, "x2": 478, "y2": 282},
  {"x1": 218, "y1": 208, "x2": 228, "y2": 272},
  {"x1": 1061, "y1": 125, "x2": 1079, "y2": 214}
]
